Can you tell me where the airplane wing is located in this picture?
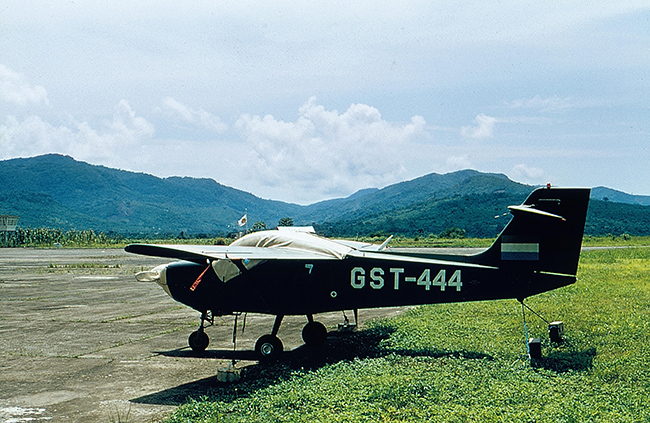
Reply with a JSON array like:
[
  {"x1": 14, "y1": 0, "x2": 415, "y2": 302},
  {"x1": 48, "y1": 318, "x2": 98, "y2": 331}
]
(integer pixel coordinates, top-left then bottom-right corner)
[
  {"x1": 126, "y1": 228, "x2": 496, "y2": 270},
  {"x1": 126, "y1": 228, "x2": 361, "y2": 263},
  {"x1": 124, "y1": 243, "x2": 344, "y2": 263}
]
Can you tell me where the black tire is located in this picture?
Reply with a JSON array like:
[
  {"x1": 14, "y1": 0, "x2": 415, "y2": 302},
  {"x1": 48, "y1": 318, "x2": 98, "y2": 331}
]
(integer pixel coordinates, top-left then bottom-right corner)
[
  {"x1": 302, "y1": 321, "x2": 328, "y2": 346},
  {"x1": 255, "y1": 334, "x2": 283, "y2": 362},
  {"x1": 188, "y1": 330, "x2": 209, "y2": 352}
]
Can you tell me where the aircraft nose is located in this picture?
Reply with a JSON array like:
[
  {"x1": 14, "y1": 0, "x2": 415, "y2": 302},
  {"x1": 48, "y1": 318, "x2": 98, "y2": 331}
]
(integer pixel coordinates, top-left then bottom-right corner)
[{"x1": 135, "y1": 264, "x2": 172, "y2": 297}]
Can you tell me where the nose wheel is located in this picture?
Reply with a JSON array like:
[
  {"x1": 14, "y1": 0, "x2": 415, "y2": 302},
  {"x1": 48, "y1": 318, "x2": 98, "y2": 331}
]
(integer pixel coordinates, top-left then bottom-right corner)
[
  {"x1": 188, "y1": 310, "x2": 213, "y2": 352},
  {"x1": 188, "y1": 329, "x2": 209, "y2": 352}
]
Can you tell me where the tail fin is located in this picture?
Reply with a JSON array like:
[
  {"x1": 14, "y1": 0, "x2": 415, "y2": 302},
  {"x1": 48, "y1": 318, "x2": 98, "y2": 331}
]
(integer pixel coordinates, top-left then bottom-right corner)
[{"x1": 480, "y1": 187, "x2": 590, "y2": 277}]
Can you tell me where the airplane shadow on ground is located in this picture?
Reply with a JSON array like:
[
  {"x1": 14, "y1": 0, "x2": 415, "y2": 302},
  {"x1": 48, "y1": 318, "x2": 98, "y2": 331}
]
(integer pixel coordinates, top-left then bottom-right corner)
[
  {"x1": 131, "y1": 328, "x2": 595, "y2": 407},
  {"x1": 131, "y1": 326, "x2": 494, "y2": 407}
]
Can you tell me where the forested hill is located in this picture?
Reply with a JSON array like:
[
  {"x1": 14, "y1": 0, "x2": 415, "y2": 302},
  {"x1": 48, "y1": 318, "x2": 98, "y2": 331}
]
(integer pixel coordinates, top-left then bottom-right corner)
[
  {"x1": 0, "y1": 154, "x2": 302, "y2": 235},
  {"x1": 1, "y1": 154, "x2": 649, "y2": 237}
]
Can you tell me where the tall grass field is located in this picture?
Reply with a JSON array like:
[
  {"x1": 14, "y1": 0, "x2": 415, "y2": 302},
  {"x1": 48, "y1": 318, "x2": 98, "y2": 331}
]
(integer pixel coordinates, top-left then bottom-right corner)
[{"x1": 165, "y1": 246, "x2": 649, "y2": 422}]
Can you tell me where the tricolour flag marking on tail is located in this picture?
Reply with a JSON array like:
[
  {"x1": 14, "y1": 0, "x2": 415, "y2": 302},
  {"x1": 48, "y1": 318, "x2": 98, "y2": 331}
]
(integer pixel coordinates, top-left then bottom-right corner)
[{"x1": 501, "y1": 242, "x2": 539, "y2": 261}]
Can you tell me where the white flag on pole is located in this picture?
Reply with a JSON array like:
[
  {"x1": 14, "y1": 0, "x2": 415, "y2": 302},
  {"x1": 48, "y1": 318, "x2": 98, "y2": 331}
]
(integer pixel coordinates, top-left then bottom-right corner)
[{"x1": 237, "y1": 214, "x2": 247, "y2": 227}]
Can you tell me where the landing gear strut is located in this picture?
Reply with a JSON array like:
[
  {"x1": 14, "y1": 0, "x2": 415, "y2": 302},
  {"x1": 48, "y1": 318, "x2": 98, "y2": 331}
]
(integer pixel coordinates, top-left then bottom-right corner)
[
  {"x1": 188, "y1": 310, "x2": 213, "y2": 352},
  {"x1": 338, "y1": 309, "x2": 358, "y2": 332}
]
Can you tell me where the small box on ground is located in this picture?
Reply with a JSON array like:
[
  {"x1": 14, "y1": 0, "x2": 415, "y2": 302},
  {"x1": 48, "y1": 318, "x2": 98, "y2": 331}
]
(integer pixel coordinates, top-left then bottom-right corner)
[
  {"x1": 528, "y1": 338, "x2": 542, "y2": 359},
  {"x1": 548, "y1": 321, "x2": 564, "y2": 343},
  {"x1": 217, "y1": 364, "x2": 241, "y2": 383}
]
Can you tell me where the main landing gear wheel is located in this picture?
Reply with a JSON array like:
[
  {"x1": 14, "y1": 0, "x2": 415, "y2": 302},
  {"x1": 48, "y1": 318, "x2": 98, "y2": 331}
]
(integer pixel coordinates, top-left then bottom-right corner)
[
  {"x1": 255, "y1": 334, "x2": 283, "y2": 362},
  {"x1": 302, "y1": 321, "x2": 328, "y2": 346},
  {"x1": 188, "y1": 330, "x2": 209, "y2": 352}
]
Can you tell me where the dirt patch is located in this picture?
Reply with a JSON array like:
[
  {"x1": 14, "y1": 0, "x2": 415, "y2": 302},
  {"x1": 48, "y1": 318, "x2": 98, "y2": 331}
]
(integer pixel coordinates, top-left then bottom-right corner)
[{"x1": 0, "y1": 248, "x2": 406, "y2": 422}]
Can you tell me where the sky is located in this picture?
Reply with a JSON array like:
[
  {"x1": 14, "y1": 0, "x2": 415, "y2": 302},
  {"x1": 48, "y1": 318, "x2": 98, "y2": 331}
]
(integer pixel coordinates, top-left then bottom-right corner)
[{"x1": 1, "y1": 1, "x2": 649, "y2": 204}]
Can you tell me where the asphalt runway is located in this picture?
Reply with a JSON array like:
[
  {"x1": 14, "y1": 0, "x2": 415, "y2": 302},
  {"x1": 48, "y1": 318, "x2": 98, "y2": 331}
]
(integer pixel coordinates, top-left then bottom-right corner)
[{"x1": 0, "y1": 248, "x2": 407, "y2": 422}]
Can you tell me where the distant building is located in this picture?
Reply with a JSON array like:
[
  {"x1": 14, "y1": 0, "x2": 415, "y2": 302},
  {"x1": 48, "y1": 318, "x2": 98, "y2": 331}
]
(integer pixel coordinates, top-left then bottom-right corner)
[{"x1": 0, "y1": 215, "x2": 19, "y2": 232}]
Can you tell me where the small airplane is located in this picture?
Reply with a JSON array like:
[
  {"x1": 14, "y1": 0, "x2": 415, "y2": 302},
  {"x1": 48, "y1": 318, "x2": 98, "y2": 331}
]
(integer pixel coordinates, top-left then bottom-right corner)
[{"x1": 126, "y1": 186, "x2": 590, "y2": 361}]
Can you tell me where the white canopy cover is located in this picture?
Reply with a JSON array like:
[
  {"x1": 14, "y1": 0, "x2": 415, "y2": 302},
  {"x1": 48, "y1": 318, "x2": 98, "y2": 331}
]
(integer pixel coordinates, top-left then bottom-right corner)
[{"x1": 231, "y1": 228, "x2": 352, "y2": 260}]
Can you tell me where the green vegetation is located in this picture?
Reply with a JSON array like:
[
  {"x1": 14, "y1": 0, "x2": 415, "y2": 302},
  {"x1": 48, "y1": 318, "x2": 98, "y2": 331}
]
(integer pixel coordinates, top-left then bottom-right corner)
[
  {"x1": 0, "y1": 227, "x2": 230, "y2": 248},
  {"x1": 278, "y1": 217, "x2": 295, "y2": 227},
  {"x1": 0, "y1": 227, "x2": 119, "y2": 248},
  {"x1": 585, "y1": 199, "x2": 650, "y2": 236},
  {"x1": 583, "y1": 234, "x2": 650, "y2": 247},
  {"x1": 163, "y1": 247, "x2": 650, "y2": 422},
  {"x1": 3, "y1": 226, "x2": 649, "y2": 250}
]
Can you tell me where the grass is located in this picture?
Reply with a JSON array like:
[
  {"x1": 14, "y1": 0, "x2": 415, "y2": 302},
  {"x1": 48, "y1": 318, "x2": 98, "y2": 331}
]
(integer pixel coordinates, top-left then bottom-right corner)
[
  {"x1": 162, "y1": 246, "x2": 650, "y2": 423},
  {"x1": 582, "y1": 234, "x2": 650, "y2": 248}
]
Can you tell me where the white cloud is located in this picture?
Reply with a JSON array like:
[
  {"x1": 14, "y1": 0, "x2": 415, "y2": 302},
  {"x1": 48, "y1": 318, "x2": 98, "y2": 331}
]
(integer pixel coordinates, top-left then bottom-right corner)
[
  {"x1": 108, "y1": 99, "x2": 155, "y2": 139},
  {"x1": 511, "y1": 163, "x2": 545, "y2": 182},
  {"x1": 505, "y1": 96, "x2": 576, "y2": 112},
  {"x1": 235, "y1": 97, "x2": 427, "y2": 202},
  {"x1": 1, "y1": 99, "x2": 154, "y2": 167},
  {"x1": 0, "y1": 64, "x2": 49, "y2": 107},
  {"x1": 446, "y1": 155, "x2": 473, "y2": 171},
  {"x1": 460, "y1": 114, "x2": 497, "y2": 140},
  {"x1": 161, "y1": 97, "x2": 228, "y2": 133}
]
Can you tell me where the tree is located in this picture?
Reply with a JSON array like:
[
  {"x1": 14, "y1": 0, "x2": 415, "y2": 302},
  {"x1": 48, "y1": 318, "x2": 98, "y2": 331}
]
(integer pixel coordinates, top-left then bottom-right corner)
[
  {"x1": 252, "y1": 221, "x2": 267, "y2": 232},
  {"x1": 439, "y1": 227, "x2": 466, "y2": 239},
  {"x1": 278, "y1": 217, "x2": 294, "y2": 227}
]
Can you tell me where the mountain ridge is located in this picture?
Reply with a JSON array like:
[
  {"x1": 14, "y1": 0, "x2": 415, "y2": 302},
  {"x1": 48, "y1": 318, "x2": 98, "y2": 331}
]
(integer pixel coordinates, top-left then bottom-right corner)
[
  {"x1": 1, "y1": 154, "x2": 649, "y2": 236},
  {"x1": 591, "y1": 186, "x2": 650, "y2": 206}
]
